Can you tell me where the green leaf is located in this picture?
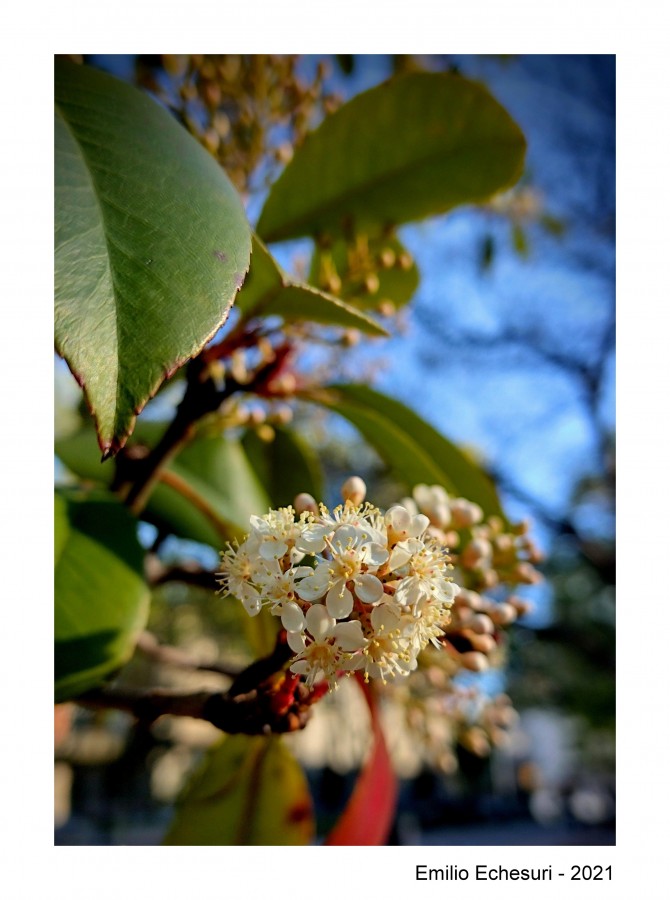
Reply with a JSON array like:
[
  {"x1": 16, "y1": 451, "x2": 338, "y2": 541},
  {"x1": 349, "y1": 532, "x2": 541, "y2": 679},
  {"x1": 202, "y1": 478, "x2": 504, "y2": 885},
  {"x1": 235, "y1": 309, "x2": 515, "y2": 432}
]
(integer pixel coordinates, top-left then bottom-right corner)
[
  {"x1": 55, "y1": 59, "x2": 252, "y2": 456},
  {"x1": 304, "y1": 383, "x2": 505, "y2": 519},
  {"x1": 234, "y1": 235, "x2": 388, "y2": 335},
  {"x1": 56, "y1": 422, "x2": 271, "y2": 547},
  {"x1": 55, "y1": 489, "x2": 150, "y2": 702},
  {"x1": 242, "y1": 426, "x2": 324, "y2": 507},
  {"x1": 308, "y1": 234, "x2": 419, "y2": 311},
  {"x1": 163, "y1": 735, "x2": 314, "y2": 845},
  {"x1": 257, "y1": 71, "x2": 526, "y2": 243}
]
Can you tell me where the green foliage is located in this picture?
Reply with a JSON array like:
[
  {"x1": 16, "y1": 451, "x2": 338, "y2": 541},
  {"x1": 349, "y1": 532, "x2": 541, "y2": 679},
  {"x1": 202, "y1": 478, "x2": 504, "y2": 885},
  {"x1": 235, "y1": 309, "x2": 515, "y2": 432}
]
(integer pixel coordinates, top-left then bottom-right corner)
[
  {"x1": 56, "y1": 422, "x2": 270, "y2": 546},
  {"x1": 163, "y1": 735, "x2": 314, "y2": 845},
  {"x1": 53, "y1": 56, "x2": 532, "y2": 845},
  {"x1": 234, "y1": 235, "x2": 388, "y2": 335},
  {"x1": 242, "y1": 426, "x2": 324, "y2": 508},
  {"x1": 55, "y1": 490, "x2": 150, "y2": 702},
  {"x1": 55, "y1": 58, "x2": 252, "y2": 455},
  {"x1": 257, "y1": 71, "x2": 526, "y2": 242},
  {"x1": 305, "y1": 383, "x2": 505, "y2": 518}
]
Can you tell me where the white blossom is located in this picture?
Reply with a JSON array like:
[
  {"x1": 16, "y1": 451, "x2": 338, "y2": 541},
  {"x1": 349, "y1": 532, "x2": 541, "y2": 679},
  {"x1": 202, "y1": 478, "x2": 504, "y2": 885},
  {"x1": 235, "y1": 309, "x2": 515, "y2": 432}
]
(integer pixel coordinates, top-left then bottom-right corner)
[{"x1": 218, "y1": 483, "x2": 461, "y2": 689}]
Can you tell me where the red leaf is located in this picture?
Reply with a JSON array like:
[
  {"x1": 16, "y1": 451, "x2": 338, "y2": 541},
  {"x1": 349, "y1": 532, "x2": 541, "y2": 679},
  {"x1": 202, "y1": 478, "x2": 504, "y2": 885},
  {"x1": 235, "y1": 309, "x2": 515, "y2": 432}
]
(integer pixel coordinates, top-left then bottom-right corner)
[{"x1": 324, "y1": 675, "x2": 398, "y2": 845}]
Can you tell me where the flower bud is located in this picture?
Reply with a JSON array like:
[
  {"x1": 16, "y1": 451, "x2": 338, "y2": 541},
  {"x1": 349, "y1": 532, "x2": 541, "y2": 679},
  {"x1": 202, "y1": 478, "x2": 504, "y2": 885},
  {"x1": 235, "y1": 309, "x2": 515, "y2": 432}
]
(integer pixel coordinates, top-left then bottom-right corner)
[
  {"x1": 364, "y1": 273, "x2": 380, "y2": 294},
  {"x1": 269, "y1": 404, "x2": 293, "y2": 426},
  {"x1": 341, "y1": 475, "x2": 367, "y2": 505},
  {"x1": 462, "y1": 631, "x2": 496, "y2": 654},
  {"x1": 248, "y1": 407, "x2": 266, "y2": 426},
  {"x1": 462, "y1": 537, "x2": 492, "y2": 569},
  {"x1": 255, "y1": 424, "x2": 275, "y2": 443},
  {"x1": 460, "y1": 651, "x2": 489, "y2": 672},
  {"x1": 294, "y1": 493, "x2": 319, "y2": 515},
  {"x1": 450, "y1": 498, "x2": 484, "y2": 528},
  {"x1": 378, "y1": 247, "x2": 396, "y2": 268},
  {"x1": 488, "y1": 603, "x2": 517, "y2": 626}
]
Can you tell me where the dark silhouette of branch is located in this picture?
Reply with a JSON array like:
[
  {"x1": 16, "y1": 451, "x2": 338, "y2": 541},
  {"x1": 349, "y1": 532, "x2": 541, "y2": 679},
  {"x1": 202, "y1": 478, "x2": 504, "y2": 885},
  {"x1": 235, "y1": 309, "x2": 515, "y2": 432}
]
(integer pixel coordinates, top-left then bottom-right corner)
[{"x1": 79, "y1": 632, "x2": 320, "y2": 735}]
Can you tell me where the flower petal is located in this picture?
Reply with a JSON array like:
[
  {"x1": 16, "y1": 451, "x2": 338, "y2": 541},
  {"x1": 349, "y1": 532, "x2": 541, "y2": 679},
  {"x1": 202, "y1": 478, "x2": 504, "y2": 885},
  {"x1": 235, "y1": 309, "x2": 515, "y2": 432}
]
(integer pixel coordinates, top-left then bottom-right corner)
[
  {"x1": 306, "y1": 603, "x2": 335, "y2": 638},
  {"x1": 287, "y1": 629, "x2": 307, "y2": 653},
  {"x1": 332, "y1": 620, "x2": 368, "y2": 651},
  {"x1": 296, "y1": 567, "x2": 331, "y2": 601},
  {"x1": 281, "y1": 601, "x2": 305, "y2": 633},
  {"x1": 326, "y1": 583, "x2": 354, "y2": 619},
  {"x1": 354, "y1": 574, "x2": 384, "y2": 604}
]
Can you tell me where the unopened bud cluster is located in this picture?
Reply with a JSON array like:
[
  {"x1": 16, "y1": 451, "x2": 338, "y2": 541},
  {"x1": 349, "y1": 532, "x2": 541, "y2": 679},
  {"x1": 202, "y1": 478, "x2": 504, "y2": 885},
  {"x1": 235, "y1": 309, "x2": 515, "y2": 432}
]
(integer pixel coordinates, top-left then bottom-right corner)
[
  {"x1": 398, "y1": 483, "x2": 539, "y2": 672},
  {"x1": 218, "y1": 477, "x2": 460, "y2": 688},
  {"x1": 315, "y1": 229, "x2": 413, "y2": 319}
]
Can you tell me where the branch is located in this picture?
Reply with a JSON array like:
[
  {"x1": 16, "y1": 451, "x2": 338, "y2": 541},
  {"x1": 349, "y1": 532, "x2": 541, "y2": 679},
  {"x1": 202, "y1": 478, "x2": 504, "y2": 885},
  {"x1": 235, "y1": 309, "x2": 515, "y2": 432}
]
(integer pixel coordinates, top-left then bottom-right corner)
[
  {"x1": 79, "y1": 632, "x2": 322, "y2": 736},
  {"x1": 123, "y1": 357, "x2": 236, "y2": 515},
  {"x1": 78, "y1": 684, "x2": 311, "y2": 735}
]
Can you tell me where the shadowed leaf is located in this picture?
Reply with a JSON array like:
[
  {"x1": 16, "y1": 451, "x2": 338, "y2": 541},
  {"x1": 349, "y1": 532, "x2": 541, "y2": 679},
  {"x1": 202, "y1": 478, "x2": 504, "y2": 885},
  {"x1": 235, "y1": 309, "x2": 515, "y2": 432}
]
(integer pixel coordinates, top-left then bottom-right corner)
[
  {"x1": 235, "y1": 235, "x2": 388, "y2": 335},
  {"x1": 55, "y1": 489, "x2": 150, "y2": 701},
  {"x1": 163, "y1": 735, "x2": 314, "y2": 845}
]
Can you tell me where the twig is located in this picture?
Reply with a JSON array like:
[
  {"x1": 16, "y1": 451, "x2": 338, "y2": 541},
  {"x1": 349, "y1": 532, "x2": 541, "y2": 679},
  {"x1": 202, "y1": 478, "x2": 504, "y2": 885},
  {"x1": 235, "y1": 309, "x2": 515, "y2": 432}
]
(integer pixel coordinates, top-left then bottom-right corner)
[
  {"x1": 79, "y1": 632, "x2": 316, "y2": 736},
  {"x1": 157, "y1": 470, "x2": 234, "y2": 542},
  {"x1": 124, "y1": 358, "x2": 233, "y2": 515},
  {"x1": 78, "y1": 685, "x2": 309, "y2": 735}
]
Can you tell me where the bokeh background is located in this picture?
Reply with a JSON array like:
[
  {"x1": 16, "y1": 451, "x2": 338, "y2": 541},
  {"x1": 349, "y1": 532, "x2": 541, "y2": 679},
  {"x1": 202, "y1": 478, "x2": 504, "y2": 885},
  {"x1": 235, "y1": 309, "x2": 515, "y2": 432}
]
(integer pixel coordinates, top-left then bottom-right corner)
[{"x1": 55, "y1": 54, "x2": 615, "y2": 845}]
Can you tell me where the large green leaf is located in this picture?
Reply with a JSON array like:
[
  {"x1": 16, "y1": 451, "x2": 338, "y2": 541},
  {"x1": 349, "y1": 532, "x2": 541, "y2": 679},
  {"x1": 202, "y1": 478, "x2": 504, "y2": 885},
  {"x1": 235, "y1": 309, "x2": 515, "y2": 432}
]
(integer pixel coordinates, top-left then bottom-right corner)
[
  {"x1": 304, "y1": 383, "x2": 504, "y2": 519},
  {"x1": 55, "y1": 58, "x2": 252, "y2": 456},
  {"x1": 234, "y1": 236, "x2": 388, "y2": 335},
  {"x1": 163, "y1": 735, "x2": 314, "y2": 845},
  {"x1": 256, "y1": 72, "x2": 526, "y2": 243},
  {"x1": 308, "y1": 234, "x2": 419, "y2": 311},
  {"x1": 242, "y1": 425, "x2": 324, "y2": 508},
  {"x1": 55, "y1": 422, "x2": 270, "y2": 547},
  {"x1": 55, "y1": 489, "x2": 150, "y2": 702}
]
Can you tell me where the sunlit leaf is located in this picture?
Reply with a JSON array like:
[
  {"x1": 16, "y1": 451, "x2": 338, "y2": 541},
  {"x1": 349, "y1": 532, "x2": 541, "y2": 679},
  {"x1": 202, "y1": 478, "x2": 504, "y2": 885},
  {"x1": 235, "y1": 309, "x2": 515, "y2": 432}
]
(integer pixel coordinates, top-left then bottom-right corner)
[
  {"x1": 257, "y1": 72, "x2": 526, "y2": 242},
  {"x1": 55, "y1": 489, "x2": 150, "y2": 702},
  {"x1": 56, "y1": 421, "x2": 270, "y2": 547},
  {"x1": 234, "y1": 235, "x2": 388, "y2": 335},
  {"x1": 303, "y1": 383, "x2": 505, "y2": 519},
  {"x1": 55, "y1": 58, "x2": 251, "y2": 455},
  {"x1": 163, "y1": 734, "x2": 314, "y2": 845}
]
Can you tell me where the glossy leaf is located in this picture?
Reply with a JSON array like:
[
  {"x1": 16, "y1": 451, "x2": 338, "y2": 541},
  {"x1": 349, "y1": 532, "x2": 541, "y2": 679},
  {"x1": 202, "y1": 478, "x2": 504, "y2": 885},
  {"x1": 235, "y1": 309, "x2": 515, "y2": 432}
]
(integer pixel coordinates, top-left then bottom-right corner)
[
  {"x1": 163, "y1": 735, "x2": 314, "y2": 845},
  {"x1": 242, "y1": 425, "x2": 324, "y2": 508},
  {"x1": 309, "y1": 234, "x2": 419, "y2": 311},
  {"x1": 257, "y1": 72, "x2": 526, "y2": 243},
  {"x1": 234, "y1": 235, "x2": 388, "y2": 335},
  {"x1": 325, "y1": 676, "x2": 397, "y2": 845},
  {"x1": 56, "y1": 422, "x2": 270, "y2": 547},
  {"x1": 55, "y1": 489, "x2": 150, "y2": 702},
  {"x1": 55, "y1": 59, "x2": 251, "y2": 456},
  {"x1": 304, "y1": 383, "x2": 504, "y2": 519}
]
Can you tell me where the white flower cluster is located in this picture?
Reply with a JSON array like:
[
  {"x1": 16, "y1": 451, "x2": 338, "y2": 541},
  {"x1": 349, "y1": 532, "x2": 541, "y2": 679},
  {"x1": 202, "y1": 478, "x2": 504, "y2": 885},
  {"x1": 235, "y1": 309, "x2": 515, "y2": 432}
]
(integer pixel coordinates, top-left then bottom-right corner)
[{"x1": 218, "y1": 479, "x2": 460, "y2": 688}]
